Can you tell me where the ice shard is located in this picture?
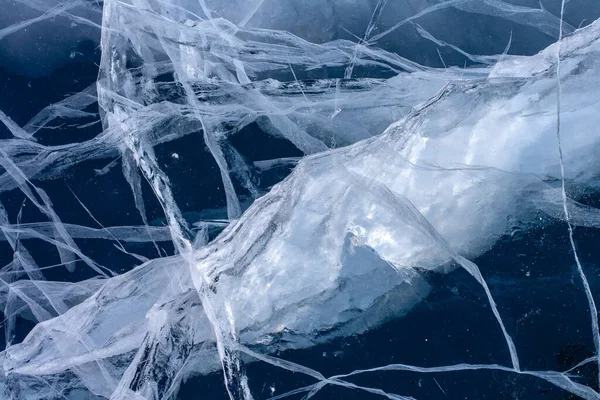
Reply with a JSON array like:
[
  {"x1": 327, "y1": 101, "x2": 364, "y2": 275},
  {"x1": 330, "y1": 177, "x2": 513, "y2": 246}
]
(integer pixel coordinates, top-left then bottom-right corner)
[{"x1": 1, "y1": 0, "x2": 600, "y2": 399}]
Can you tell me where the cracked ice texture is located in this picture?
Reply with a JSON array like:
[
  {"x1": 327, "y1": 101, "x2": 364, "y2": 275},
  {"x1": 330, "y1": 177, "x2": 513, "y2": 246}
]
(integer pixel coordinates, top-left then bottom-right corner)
[{"x1": 0, "y1": 0, "x2": 600, "y2": 399}]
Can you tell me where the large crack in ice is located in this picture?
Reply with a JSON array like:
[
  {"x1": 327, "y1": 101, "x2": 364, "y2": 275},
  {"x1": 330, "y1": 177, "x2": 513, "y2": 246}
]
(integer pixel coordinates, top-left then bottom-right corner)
[{"x1": 555, "y1": 0, "x2": 600, "y2": 390}]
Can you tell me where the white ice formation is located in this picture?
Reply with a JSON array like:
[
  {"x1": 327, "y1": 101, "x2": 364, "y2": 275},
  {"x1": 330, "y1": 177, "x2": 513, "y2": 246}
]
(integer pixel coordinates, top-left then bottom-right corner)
[{"x1": 1, "y1": 0, "x2": 600, "y2": 399}]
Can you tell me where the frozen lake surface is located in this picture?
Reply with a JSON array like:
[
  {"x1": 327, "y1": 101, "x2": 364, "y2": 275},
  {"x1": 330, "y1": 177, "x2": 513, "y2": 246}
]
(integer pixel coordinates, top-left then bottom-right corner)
[{"x1": 1, "y1": 1, "x2": 600, "y2": 399}]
